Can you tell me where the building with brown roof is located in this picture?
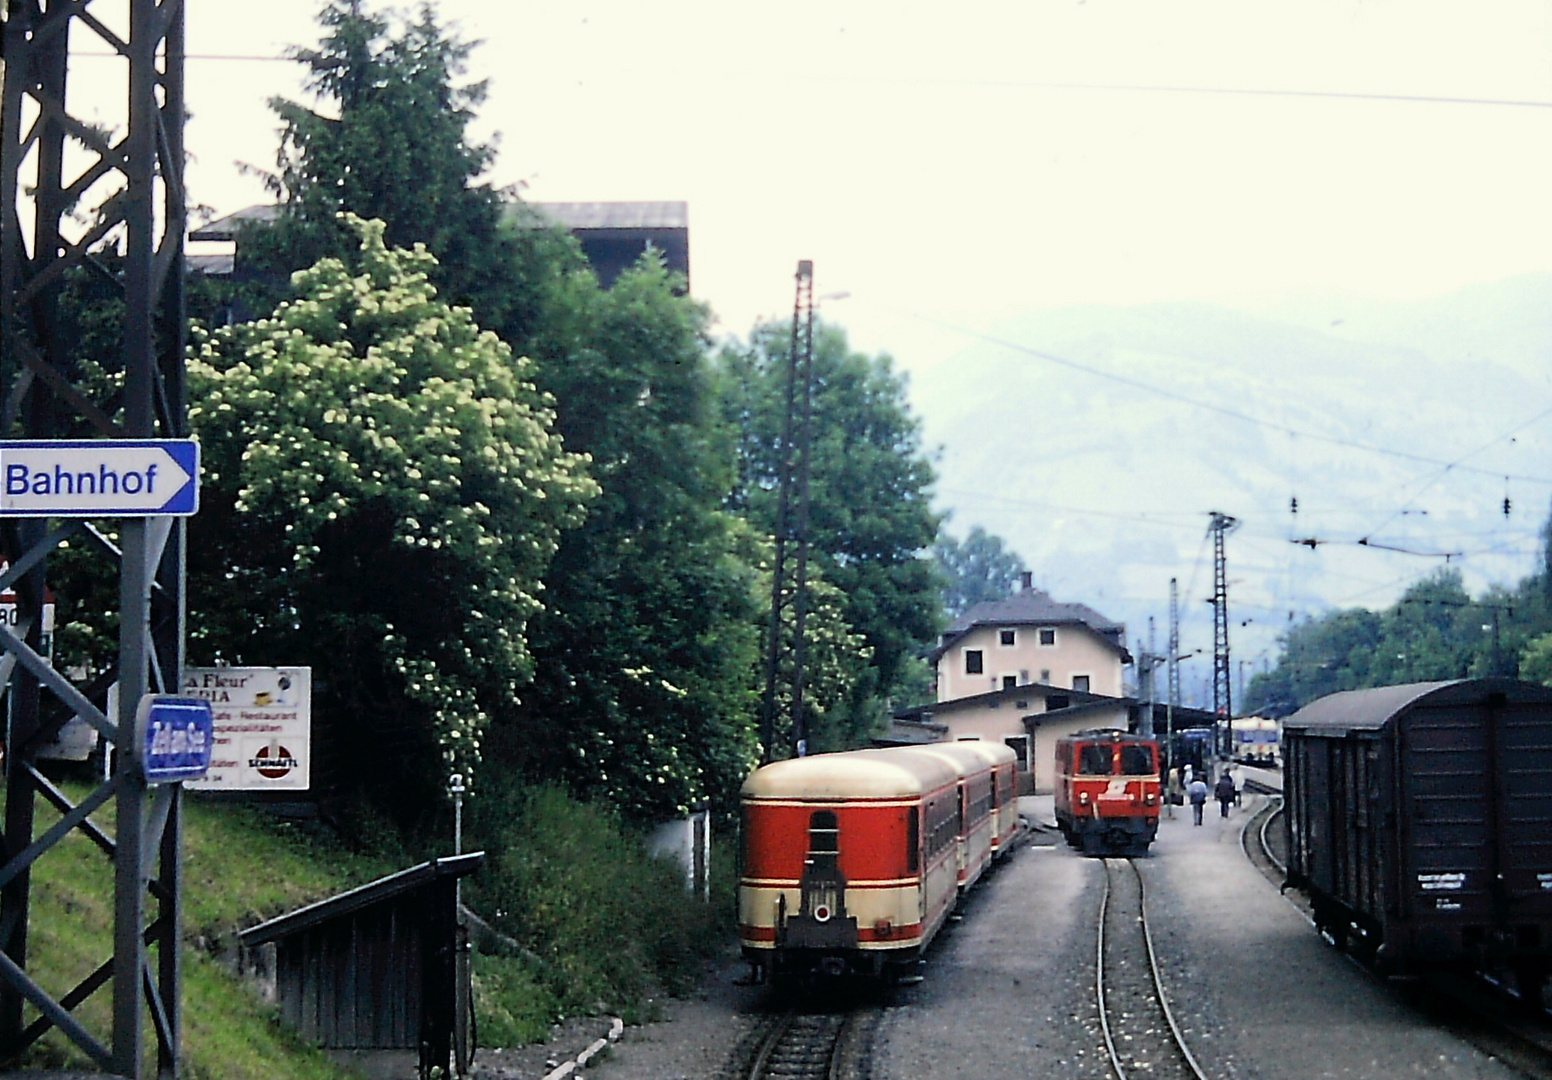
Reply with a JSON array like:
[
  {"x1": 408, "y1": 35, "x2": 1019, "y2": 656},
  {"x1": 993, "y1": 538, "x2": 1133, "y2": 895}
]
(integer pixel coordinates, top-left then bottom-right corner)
[{"x1": 928, "y1": 575, "x2": 1131, "y2": 702}]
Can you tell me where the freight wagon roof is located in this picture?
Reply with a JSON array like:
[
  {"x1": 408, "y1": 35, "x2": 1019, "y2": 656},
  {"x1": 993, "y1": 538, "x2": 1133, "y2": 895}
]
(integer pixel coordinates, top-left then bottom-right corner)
[
  {"x1": 1283, "y1": 681, "x2": 1461, "y2": 732},
  {"x1": 742, "y1": 748, "x2": 960, "y2": 801},
  {"x1": 1283, "y1": 678, "x2": 1552, "y2": 734}
]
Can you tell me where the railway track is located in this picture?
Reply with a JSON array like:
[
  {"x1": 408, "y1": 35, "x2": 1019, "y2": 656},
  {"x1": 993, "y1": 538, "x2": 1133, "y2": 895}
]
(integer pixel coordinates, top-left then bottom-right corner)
[
  {"x1": 1096, "y1": 858, "x2": 1208, "y2": 1080},
  {"x1": 740, "y1": 1007, "x2": 871, "y2": 1080}
]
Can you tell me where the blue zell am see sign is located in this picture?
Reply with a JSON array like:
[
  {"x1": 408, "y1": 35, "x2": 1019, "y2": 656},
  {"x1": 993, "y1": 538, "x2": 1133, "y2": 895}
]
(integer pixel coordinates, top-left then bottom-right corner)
[
  {"x1": 0, "y1": 439, "x2": 198, "y2": 516},
  {"x1": 141, "y1": 696, "x2": 215, "y2": 784}
]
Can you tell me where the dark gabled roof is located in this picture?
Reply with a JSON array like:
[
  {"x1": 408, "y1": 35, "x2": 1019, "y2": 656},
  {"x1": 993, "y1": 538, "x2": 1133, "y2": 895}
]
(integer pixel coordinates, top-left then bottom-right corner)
[
  {"x1": 873, "y1": 716, "x2": 951, "y2": 747},
  {"x1": 894, "y1": 680, "x2": 1128, "y2": 721},
  {"x1": 1022, "y1": 697, "x2": 1135, "y2": 729},
  {"x1": 531, "y1": 201, "x2": 688, "y2": 230},
  {"x1": 949, "y1": 589, "x2": 1122, "y2": 635},
  {"x1": 190, "y1": 200, "x2": 689, "y2": 242},
  {"x1": 929, "y1": 588, "x2": 1129, "y2": 664},
  {"x1": 1137, "y1": 700, "x2": 1221, "y2": 730},
  {"x1": 189, "y1": 204, "x2": 279, "y2": 242},
  {"x1": 238, "y1": 852, "x2": 484, "y2": 946}
]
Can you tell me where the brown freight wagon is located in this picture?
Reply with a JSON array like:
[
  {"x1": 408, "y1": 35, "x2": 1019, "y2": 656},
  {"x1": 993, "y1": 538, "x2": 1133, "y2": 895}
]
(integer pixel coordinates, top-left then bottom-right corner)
[{"x1": 1282, "y1": 679, "x2": 1552, "y2": 1000}]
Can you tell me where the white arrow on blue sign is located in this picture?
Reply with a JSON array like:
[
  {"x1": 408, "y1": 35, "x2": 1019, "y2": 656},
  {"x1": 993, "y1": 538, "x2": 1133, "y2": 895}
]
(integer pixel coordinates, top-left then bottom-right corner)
[
  {"x1": 0, "y1": 439, "x2": 198, "y2": 516},
  {"x1": 141, "y1": 696, "x2": 215, "y2": 784}
]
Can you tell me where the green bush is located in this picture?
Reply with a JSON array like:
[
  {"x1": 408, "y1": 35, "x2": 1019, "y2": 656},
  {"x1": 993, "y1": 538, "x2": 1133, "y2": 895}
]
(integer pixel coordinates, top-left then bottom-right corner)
[
  {"x1": 472, "y1": 952, "x2": 560, "y2": 1047},
  {"x1": 468, "y1": 781, "x2": 732, "y2": 1026}
]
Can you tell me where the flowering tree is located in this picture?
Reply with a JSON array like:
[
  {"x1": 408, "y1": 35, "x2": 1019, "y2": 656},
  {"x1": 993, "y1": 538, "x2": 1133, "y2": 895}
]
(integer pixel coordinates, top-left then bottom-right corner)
[{"x1": 188, "y1": 217, "x2": 595, "y2": 825}]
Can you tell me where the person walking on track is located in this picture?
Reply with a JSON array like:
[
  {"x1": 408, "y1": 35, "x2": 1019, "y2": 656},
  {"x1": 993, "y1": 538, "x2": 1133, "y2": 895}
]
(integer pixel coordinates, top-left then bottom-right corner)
[
  {"x1": 1187, "y1": 775, "x2": 1209, "y2": 826},
  {"x1": 1215, "y1": 770, "x2": 1236, "y2": 818}
]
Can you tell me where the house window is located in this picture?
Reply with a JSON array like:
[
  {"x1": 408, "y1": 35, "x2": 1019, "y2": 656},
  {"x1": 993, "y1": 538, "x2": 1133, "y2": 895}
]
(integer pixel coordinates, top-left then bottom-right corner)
[
  {"x1": 1072, "y1": 675, "x2": 1091, "y2": 693},
  {"x1": 1038, "y1": 628, "x2": 1056, "y2": 646},
  {"x1": 1047, "y1": 695, "x2": 1070, "y2": 711},
  {"x1": 964, "y1": 649, "x2": 983, "y2": 675},
  {"x1": 1015, "y1": 700, "x2": 1028, "y2": 710},
  {"x1": 999, "y1": 628, "x2": 1016, "y2": 646},
  {"x1": 1002, "y1": 675, "x2": 1018, "y2": 690},
  {"x1": 1039, "y1": 669, "x2": 1051, "y2": 683}
]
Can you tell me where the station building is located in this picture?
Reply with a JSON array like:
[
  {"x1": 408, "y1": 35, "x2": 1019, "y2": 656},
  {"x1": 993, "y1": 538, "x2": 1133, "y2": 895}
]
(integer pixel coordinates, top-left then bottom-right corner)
[
  {"x1": 889, "y1": 681, "x2": 1133, "y2": 795},
  {"x1": 928, "y1": 575, "x2": 1131, "y2": 701}
]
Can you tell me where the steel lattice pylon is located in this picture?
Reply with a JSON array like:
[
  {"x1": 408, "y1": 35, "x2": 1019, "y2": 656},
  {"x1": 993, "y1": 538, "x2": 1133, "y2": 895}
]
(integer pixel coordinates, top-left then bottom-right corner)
[
  {"x1": 0, "y1": 1, "x2": 187, "y2": 1075},
  {"x1": 1207, "y1": 511, "x2": 1237, "y2": 752},
  {"x1": 759, "y1": 260, "x2": 816, "y2": 762}
]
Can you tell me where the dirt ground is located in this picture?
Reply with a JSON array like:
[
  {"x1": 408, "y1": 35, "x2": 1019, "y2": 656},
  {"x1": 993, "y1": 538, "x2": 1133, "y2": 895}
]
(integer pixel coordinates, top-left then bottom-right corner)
[{"x1": 471, "y1": 952, "x2": 760, "y2": 1080}]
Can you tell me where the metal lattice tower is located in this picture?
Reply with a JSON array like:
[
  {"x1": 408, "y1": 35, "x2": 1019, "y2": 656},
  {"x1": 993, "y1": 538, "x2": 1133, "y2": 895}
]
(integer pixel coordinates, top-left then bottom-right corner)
[
  {"x1": 0, "y1": 1, "x2": 187, "y2": 1074},
  {"x1": 1167, "y1": 577, "x2": 1180, "y2": 714},
  {"x1": 759, "y1": 260, "x2": 816, "y2": 761},
  {"x1": 1207, "y1": 512, "x2": 1238, "y2": 739}
]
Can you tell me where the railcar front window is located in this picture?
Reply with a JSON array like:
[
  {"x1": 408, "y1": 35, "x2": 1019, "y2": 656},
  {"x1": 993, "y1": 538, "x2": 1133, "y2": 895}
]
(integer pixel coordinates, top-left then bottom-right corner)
[
  {"x1": 808, "y1": 811, "x2": 839, "y2": 869},
  {"x1": 1079, "y1": 744, "x2": 1113, "y2": 775},
  {"x1": 1121, "y1": 745, "x2": 1155, "y2": 775}
]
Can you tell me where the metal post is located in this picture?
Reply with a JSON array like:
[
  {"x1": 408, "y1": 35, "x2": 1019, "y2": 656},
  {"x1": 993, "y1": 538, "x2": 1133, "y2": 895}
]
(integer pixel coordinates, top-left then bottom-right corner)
[
  {"x1": 1166, "y1": 578, "x2": 1178, "y2": 769},
  {"x1": 758, "y1": 261, "x2": 816, "y2": 761},
  {"x1": 1208, "y1": 512, "x2": 1238, "y2": 755},
  {"x1": 0, "y1": 1, "x2": 187, "y2": 1074}
]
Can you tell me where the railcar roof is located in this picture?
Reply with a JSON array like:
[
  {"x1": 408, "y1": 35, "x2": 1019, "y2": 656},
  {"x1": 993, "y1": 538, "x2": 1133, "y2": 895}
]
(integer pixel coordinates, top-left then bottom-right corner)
[
  {"x1": 1283, "y1": 678, "x2": 1552, "y2": 733},
  {"x1": 905, "y1": 741, "x2": 1003, "y2": 776},
  {"x1": 943, "y1": 740, "x2": 1019, "y2": 769},
  {"x1": 742, "y1": 748, "x2": 959, "y2": 800}
]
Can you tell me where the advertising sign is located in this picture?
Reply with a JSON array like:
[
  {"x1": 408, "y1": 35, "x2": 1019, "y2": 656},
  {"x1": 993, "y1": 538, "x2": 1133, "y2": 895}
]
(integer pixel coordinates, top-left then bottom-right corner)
[
  {"x1": 182, "y1": 667, "x2": 311, "y2": 791},
  {"x1": 141, "y1": 696, "x2": 214, "y2": 784}
]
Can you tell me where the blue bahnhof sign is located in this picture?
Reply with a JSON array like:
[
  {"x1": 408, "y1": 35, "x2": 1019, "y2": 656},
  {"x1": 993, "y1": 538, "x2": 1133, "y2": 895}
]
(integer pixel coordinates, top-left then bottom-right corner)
[
  {"x1": 0, "y1": 439, "x2": 198, "y2": 516},
  {"x1": 140, "y1": 695, "x2": 214, "y2": 784}
]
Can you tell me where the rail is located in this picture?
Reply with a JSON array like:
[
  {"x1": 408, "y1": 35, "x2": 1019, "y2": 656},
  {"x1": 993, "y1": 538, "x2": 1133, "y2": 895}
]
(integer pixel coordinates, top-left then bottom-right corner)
[
  {"x1": 1096, "y1": 859, "x2": 1209, "y2": 1080},
  {"x1": 746, "y1": 1009, "x2": 855, "y2": 1080}
]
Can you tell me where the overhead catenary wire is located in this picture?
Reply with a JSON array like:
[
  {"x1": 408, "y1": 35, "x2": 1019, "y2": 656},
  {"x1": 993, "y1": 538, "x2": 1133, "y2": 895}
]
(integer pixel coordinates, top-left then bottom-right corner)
[{"x1": 901, "y1": 313, "x2": 1552, "y2": 486}]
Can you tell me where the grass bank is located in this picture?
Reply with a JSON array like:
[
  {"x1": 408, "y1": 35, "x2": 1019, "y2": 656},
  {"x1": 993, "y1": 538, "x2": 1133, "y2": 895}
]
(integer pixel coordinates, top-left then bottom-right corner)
[
  {"x1": 21, "y1": 783, "x2": 392, "y2": 1076},
  {"x1": 17, "y1": 776, "x2": 736, "y2": 1071}
]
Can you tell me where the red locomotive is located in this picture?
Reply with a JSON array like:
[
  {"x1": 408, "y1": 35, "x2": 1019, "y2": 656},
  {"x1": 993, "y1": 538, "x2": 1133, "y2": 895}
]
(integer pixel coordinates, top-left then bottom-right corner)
[
  {"x1": 739, "y1": 742, "x2": 1019, "y2": 982},
  {"x1": 1053, "y1": 729, "x2": 1161, "y2": 856}
]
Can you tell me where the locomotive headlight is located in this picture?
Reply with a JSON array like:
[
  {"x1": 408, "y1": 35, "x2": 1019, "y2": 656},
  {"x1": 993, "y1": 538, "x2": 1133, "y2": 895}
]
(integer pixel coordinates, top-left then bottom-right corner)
[
  {"x1": 813, "y1": 904, "x2": 832, "y2": 923},
  {"x1": 1144, "y1": 792, "x2": 1156, "y2": 805},
  {"x1": 1078, "y1": 791, "x2": 1090, "y2": 806}
]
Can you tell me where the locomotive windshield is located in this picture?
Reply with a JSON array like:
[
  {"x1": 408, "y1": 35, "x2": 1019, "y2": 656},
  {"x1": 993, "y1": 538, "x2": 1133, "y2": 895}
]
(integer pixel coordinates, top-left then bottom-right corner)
[
  {"x1": 1120, "y1": 744, "x2": 1155, "y2": 775},
  {"x1": 1078, "y1": 744, "x2": 1113, "y2": 774}
]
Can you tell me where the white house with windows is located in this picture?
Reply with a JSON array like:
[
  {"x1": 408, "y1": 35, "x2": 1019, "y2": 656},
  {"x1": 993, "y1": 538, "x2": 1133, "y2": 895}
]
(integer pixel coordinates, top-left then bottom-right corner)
[{"x1": 928, "y1": 576, "x2": 1131, "y2": 702}]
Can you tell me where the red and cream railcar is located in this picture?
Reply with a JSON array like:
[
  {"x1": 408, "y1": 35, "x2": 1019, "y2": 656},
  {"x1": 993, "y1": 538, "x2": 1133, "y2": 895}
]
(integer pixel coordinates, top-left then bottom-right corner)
[
  {"x1": 961, "y1": 741, "x2": 1021, "y2": 855},
  {"x1": 909, "y1": 742, "x2": 1021, "y2": 877},
  {"x1": 739, "y1": 748, "x2": 963, "y2": 980},
  {"x1": 1053, "y1": 730, "x2": 1161, "y2": 856}
]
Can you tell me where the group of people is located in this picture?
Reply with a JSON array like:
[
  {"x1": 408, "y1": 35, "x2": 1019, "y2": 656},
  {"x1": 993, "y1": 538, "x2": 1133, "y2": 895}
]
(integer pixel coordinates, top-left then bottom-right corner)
[{"x1": 1165, "y1": 764, "x2": 1238, "y2": 825}]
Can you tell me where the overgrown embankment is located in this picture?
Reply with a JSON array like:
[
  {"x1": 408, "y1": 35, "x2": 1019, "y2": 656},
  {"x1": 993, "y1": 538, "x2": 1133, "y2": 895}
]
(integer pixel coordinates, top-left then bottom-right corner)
[
  {"x1": 468, "y1": 781, "x2": 737, "y2": 1046},
  {"x1": 23, "y1": 784, "x2": 391, "y2": 1077},
  {"x1": 19, "y1": 777, "x2": 734, "y2": 1073}
]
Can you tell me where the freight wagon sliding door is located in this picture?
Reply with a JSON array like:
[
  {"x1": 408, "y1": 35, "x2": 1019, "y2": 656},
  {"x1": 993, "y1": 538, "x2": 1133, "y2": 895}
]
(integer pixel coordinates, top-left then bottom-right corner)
[
  {"x1": 1400, "y1": 703, "x2": 1492, "y2": 936},
  {"x1": 1288, "y1": 735, "x2": 1331, "y2": 893},
  {"x1": 1329, "y1": 737, "x2": 1385, "y2": 925},
  {"x1": 1498, "y1": 701, "x2": 1552, "y2": 922}
]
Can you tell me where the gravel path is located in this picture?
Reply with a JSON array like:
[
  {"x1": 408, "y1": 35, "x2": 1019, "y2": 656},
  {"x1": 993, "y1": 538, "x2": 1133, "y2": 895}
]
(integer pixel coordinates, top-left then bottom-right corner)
[
  {"x1": 875, "y1": 832, "x2": 1111, "y2": 1079},
  {"x1": 1139, "y1": 793, "x2": 1526, "y2": 1079},
  {"x1": 529, "y1": 793, "x2": 1529, "y2": 1080}
]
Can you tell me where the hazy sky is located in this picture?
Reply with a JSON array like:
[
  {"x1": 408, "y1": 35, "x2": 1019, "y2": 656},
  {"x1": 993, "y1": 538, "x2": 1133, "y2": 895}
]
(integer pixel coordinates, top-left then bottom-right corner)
[{"x1": 58, "y1": 2, "x2": 1552, "y2": 691}]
